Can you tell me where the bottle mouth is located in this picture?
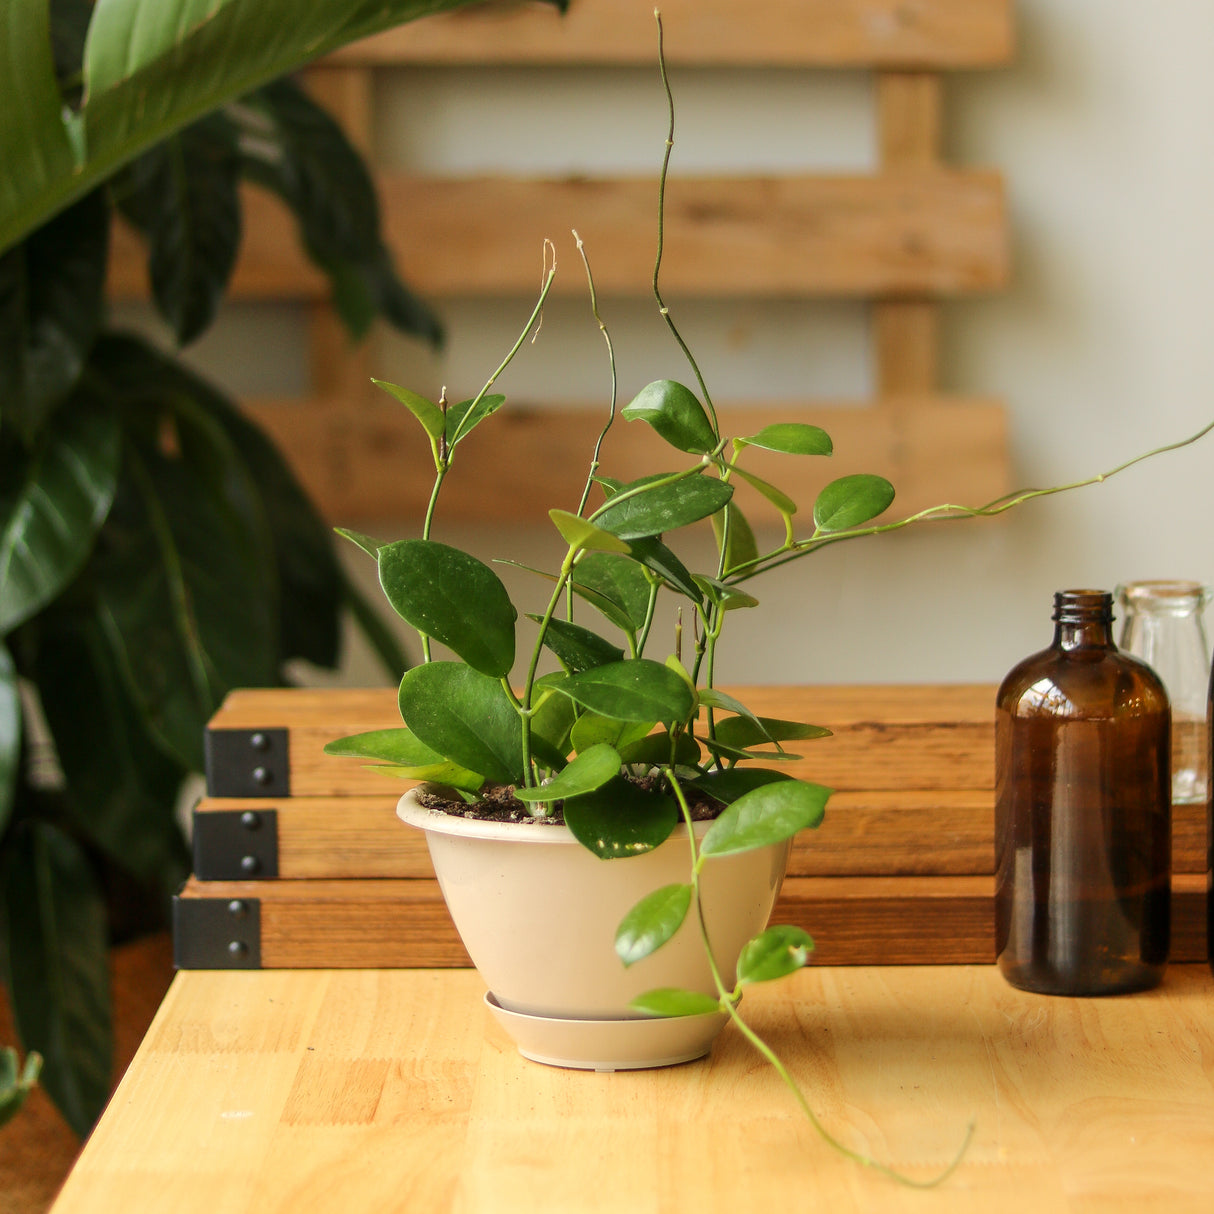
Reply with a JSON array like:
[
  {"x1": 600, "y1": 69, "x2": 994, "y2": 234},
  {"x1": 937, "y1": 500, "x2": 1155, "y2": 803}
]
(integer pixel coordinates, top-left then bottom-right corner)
[
  {"x1": 1052, "y1": 589, "x2": 1113, "y2": 622},
  {"x1": 1116, "y1": 579, "x2": 1210, "y2": 614}
]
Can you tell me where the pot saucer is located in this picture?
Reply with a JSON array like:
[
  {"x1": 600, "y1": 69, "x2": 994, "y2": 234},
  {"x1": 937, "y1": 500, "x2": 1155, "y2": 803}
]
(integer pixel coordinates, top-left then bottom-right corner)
[{"x1": 484, "y1": 993, "x2": 728, "y2": 1072}]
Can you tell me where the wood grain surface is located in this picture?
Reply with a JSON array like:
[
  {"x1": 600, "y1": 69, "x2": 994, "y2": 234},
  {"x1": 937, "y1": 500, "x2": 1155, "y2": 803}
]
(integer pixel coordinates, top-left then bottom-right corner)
[{"x1": 50, "y1": 962, "x2": 1214, "y2": 1214}]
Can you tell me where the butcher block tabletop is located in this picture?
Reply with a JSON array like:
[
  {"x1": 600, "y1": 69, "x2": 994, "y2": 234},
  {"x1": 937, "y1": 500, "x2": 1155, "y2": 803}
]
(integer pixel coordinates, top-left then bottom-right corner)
[{"x1": 51, "y1": 963, "x2": 1214, "y2": 1213}]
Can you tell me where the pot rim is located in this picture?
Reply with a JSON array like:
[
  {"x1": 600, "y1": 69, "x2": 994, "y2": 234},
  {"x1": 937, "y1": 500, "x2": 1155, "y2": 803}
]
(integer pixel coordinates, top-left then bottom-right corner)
[{"x1": 397, "y1": 785, "x2": 710, "y2": 846}]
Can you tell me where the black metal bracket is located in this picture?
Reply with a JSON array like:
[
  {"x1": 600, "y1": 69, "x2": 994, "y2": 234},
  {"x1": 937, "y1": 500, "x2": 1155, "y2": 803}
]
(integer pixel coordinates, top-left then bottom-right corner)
[
  {"x1": 205, "y1": 727, "x2": 289, "y2": 797},
  {"x1": 173, "y1": 895, "x2": 262, "y2": 969},
  {"x1": 193, "y1": 807, "x2": 280, "y2": 880}
]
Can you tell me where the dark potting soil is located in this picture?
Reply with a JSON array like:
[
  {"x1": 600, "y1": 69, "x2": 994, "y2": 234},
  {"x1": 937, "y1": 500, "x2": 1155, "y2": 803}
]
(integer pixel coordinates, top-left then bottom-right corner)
[{"x1": 415, "y1": 776, "x2": 724, "y2": 826}]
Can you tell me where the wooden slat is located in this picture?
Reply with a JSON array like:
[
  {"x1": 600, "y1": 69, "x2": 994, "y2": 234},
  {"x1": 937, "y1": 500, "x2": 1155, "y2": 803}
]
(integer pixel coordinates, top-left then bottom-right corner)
[
  {"x1": 107, "y1": 170, "x2": 1008, "y2": 302},
  {"x1": 329, "y1": 0, "x2": 1014, "y2": 69},
  {"x1": 242, "y1": 395, "x2": 1010, "y2": 524},
  {"x1": 174, "y1": 873, "x2": 1208, "y2": 968}
]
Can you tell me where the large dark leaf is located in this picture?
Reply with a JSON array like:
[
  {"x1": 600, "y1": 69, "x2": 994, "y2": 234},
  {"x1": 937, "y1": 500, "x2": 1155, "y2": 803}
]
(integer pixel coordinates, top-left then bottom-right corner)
[
  {"x1": 1, "y1": 820, "x2": 111, "y2": 1138},
  {"x1": 0, "y1": 392, "x2": 120, "y2": 635},
  {"x1": 379, "y1": 540, "x2": 516, "y2": 678},
  {"x1": 594, "y1": 474, "x2": 733, "y2": 541},
  {"x1": 0, "y1": 189, "x2": 108, "y2": 438},
  {"x1": 0, "y1": 640, "x2": 18, "y2": 838},
  {"x1": 556, "y1": 659, "x2": 696, "y2": 726},
  {"x1": 111, "y1": 113, "x2": 241, "y2": 345},
  {"x1": 563, "y1": 776, "x2": 679, "y2": 859},
  {"x1": 35, "y1": 609, "x2": 190, "y2": 889},
  {"x1": 396, "y1": 662, "x2": 524, "y2": 785}
]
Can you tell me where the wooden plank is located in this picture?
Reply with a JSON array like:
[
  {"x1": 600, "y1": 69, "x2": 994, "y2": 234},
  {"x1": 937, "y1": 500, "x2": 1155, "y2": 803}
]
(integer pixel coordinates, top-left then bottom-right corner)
[
  {"x1": 173, "y1": 872, "x2": 1208, "y2": 968},
  {"x1": 107, "y1": 171, "x2": 1008, "y2": 301},
  {"x1": 242, "y1": 395, "x2": 1011, "y2": 525},
  {"x1": 329, "y1": 0, "x2": 1014, "y2": 69}
]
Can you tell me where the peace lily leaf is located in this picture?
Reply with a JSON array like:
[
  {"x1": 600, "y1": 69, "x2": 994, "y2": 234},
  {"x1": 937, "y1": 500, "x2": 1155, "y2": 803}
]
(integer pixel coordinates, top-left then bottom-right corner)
[
  {"x1": 736, "y1": 423, "x2": 832, "y2": 456},
  {"x1": 629, "y1": 988, "x2": 722, "y2": 1018},
  {"x1": 714, "y1": 717, "x2": 833, "y2": 750},
  {"x1": 626, "y1": 537, "x2": 702, "y2": 603},
  {"x1": 379, "y1": 539, "x2": 516, "y2": 678},
  {"x1": 0, "y1": 642, "x2": 19, "y2": 837},
  {"x1": 621, "y1": 380, "x2": 717, "y2": 455},
  {"x1": 324, "y1": 727, "x2": 441, "y2": 765},
  {"x1": 813, "y1": 474, "x2": 896, "y2": 531},
  {"x1": 557, "y1": 660, "x2": 696, "y2": 726},
  {"x1": 529, "y1": 614, "x2": 625, "y2": 675},
  {"x1": 334, "y1": 527, "x2": 386, "y2": 559},
  {"x1": 0, "y1": 400, "x2": 120, "y2": 635},
  {"x1": 569, "y1": 713, "x2": 653, "y2": 756},
  {"x1": 693, "y1": 575, "x2": 759, "y2": 612},
  {"x1": 574, "y1": 553, "x2": 653, "y2": 632},
  {"x1": 701, "y1": 780, "x2": 831, "y2": 858},
  {"x1": 446, "y1": 393, "x2": 506, "y2": 447},
  {"x1": 513, "y1": 743, "x2": 620, "y2": 803},
  {"x1": 731, "y1": 466, "x2": 798, "y2": 518},
  {"x1": 736, "y1": 925, "x2": 815, "y2": 987},
  {"x1": 711, "y1": 503, "x2": 759, "y2": 576},
  {"x1": 594, "y1": 474, "x2": 733, "y2": 541},
  {"x1": 372, "y1": 380, "x2": 444, "y2": 443},
  {"x1": 563, "y1": 776, "x2": 678, "y2": 859},
  {"x1": 549, "y1": 510, "x2": 630, "y2": 554},
  {"x1": 1, "y1": 822, "x2": 112, "y2": 1138},
  {"x1": 618, "y1": 729, "x2": 701, "y2": 770},
  {"x1": 397, "y1": 662, "x2": 524, "y2": 786},
  {"x1": 615, "y1": 883, "x2": 693, "y2": 967},
  {"x1": 691, "y1": 767, "x2": 793, "y2": 805}
]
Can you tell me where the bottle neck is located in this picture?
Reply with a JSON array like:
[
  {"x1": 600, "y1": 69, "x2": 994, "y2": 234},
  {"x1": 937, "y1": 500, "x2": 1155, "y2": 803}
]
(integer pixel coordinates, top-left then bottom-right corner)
[{"x1": 1051, "y1": 589, "x2": 1115, "y2": 652}]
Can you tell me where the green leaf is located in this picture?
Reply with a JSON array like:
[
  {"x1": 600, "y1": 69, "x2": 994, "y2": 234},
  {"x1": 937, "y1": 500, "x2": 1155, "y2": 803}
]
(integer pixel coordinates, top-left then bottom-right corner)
[
  {"x1": 700, "y1": 780, "x2": 831, "y2": 858},
  {"x1": 530, "y1": 614, "x2": 625, "y2": 675},
  {"x1": 731, "y1": 466, "x2": 798, "y2": 518},
  {"x1": 513, "y1": 743, "x2": 620, "y2": 804},
  {"x1": 0, "y1": 1047, "x2": 42, "y2": 1129},
  {"x1": 324, "y1": 727, "x2": 441, "y2": 765},
  {"x1": 573, "y1": 553, "x2": 653, "y2": 632},
  {"x1": 563, "y1": 776, "x2": 678, "y2": 859},
  {"x1": 714, "y1": 716, "x2": 832, "y2": 750},
  {"x1": 372, "y1": 380, "x2": 444, "y2": 443},
  {"x1": 0, "y1": 641, "x2": 19, "y2": 837},
  {"x1": 691, "y1": 767, "x2": 793, "y2": 805},
  {"x1": 397, "y1": 662, "x2": 524, "y2": 785},
  {"x1": 711, "y1": 503, "x2": 759, "y2": 576},
  {"x1": 693, "y1": 575, "x2": 759, "y2": 612},
  {"x1": 736, "y1": 925, "x2": 814, "y2": 987},
  {"x1": 335, "y1": 528, "x2": 386, "y2": 559},
  {"x1": 569, "y1": 713, "x2": 654, "y2": 756},
  {"x1": 621, "y1": 380, "x2": 717, "y2": 454},
  {"x1": 629, "y1": 988, "x2": 722, "y2": 1018},
  {"x1": 614, "y1": 883, "x2": 693, "y2": 967},
  {"x1": 528, "y1": 674, "x2": 576, "y2": 764},
  {"x1": 698, "y1": 688, "x2": 764, "y2": 730},
  {"x1": 700, "y1": 738, "x2": 804, "y2": 765},
  {"x1": 549, "y1": 509, "x2": 631, "y2": 554},
  {"x1": 557, "y1": 660, "x2": 696, "y2": 726},
  {"x1": 0, "y1": 397, "x2": 120, "y2": 635},
  {"x1": 363, "y1": 760, "x2": 486, "y2": 794},
  {"x1": 735, "y1": 423, "x2": 832, "y2": 456},
  {"x1": 625, "y1": 537, "x2": 702, "y2": 603},
  {"x1": 1, "y1": 821, "x2": 112, "y2": 1137},
  {"x1": 378, "y1": 539, "x2": 516, "y2": 678},
  {"x1": 617, "y1": 729, "x2": 701, "y2": 769},
  {"x1": 594, "y1": 473, "x2": 733, "y2": 541},
  {"x1": 446, "y1": 393, "x2": 506, "y2": 447},
  {"x1": 110, "y1": 113, "x2": 241, "y2": 344},
  {"x1": 813, "y1": 474, "x2": 896, "y2": 531}
]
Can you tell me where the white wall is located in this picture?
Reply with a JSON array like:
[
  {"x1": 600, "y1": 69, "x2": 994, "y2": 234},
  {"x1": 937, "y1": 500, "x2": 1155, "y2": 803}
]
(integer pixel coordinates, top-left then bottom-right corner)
[{"x1": 173, "y1": 1, "x2": 1214, "y2": 689}]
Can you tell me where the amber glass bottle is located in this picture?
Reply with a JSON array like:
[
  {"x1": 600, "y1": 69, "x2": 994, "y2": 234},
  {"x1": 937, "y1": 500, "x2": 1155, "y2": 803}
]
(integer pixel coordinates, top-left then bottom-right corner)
[{"x1": 995, "y1": 590, "x2": 1171, "y2": 995}]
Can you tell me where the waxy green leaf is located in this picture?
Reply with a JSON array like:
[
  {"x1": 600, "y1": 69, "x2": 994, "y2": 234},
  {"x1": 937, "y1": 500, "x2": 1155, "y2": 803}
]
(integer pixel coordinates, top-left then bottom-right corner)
[
  {"x1": 691, "y1": 768, "x2": 793, "y2": 805},
  {"x1": 731, "y1": 467, "x2": 797, "y2": 518},
  {"x1": 700, "y1": 780, "x2": 830, "y2": 858},
  {"x1": 594, "y1": 474, "x2": 733, "y2": 541},
  {"x1": 363, "y1": 761, "x2": 485, "y2": 794},
  {"x1": 563, "y1": 777, "x2": 679, "y2": 859},
  {"x1": 736, "y1": 925, "x2": 815, "y2": 987},
  {"x1": 324, "y1": 727, "x2": 442, "y2": 765},
  {"x1": 573, "y1": 553, "x2": 653, "y2": 632},
  {"x1": 530, "y1": 615, "x2": 625, "y2": 675},
  {"x1": 629, "y1": 988, "x2": 722, "y2": 1018},
  {"x1": 513, "y1": 743, "x2": 620, "y2": 803},
  {"x1": 615, "y1": 883, "x2": 693, "y2": 966},
  {"x1": 397, "y1": 662, "x2": 524, "y2": 785},
  {"x1": 557, "y1": 660, "x2": 696, "y2": 726},
  {"x1": 549, "y1": 509, "x2": 631, "y2": 554},
  {"x1": 334, "y1": 528, "x2": 386, "y2": 559},
  {"x1": 379, "y1": 540, "x2": 516, "y2": 677},
  {"x1": 625, "y1": 537, "x2": 702, "y2": 603},
  {"x1": 569, "y1": 712, "x2": 654, "y2": 756},
  {"x1": 617, "y1": 729, "x2": 701, "y2": 769},
  {"x1": 446, "y1": 393, "x2": 506, "y2": 447},
  {"x1": 714, "y1": 716, "x2": 832, "y2": 750},
  {"x1": 736, "y1": 423, "x2": 832, "y2": 457},
  {"x1": 622, "y1": 380, "x2": 717, "y2": 454},
  {"x1": 373, "y1": 380, "x2": 444, "y2": 442},
  {"x1": 693, "y1": 575, "x2": 759, "y2": 612},
  {"x1": 813, "y1": 474, "x2": 895, "y2": 531},
  {"x1": 712, "y1": 503, "x2": 759, "y2": 576}
]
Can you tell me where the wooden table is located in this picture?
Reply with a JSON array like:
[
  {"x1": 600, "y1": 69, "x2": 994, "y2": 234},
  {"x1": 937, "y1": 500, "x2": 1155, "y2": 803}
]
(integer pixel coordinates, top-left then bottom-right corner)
[{"x1": 51, "y1": 963, "x2": 1214, "y2": 1213}]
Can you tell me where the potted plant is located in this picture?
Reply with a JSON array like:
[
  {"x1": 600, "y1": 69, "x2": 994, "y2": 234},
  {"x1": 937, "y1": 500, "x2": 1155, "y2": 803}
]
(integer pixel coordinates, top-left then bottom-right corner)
[{"x1": 326, "y1": 13, "x2": 1211, "y2": 1181}]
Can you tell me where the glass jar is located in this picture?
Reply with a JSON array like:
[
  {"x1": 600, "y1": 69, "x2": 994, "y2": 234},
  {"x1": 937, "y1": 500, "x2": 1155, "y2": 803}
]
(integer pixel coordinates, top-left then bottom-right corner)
[
  {"x1": 995, "y1": 589, "x2": 1171, "y2": 995},
  {"x1": 1117, "y1": 579, "x2": 1211, "y2": 804}
]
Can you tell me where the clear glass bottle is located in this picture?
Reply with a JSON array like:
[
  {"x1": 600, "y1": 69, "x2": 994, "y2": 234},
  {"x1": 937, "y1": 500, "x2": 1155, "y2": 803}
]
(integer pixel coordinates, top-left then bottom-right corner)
[
  {"x1": 995, "y1": 589, "x2": 1171, "y2": 995},
  {"x1": 1117, "y1": 579, "x2": 1211, "y2": 804}
]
